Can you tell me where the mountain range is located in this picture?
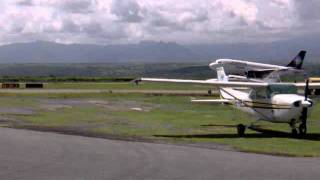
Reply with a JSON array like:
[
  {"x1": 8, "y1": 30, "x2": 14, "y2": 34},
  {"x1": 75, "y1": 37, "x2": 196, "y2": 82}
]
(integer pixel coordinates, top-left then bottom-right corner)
[{"x1": 0, "y1": 35, "x2": 319, "y2": 64}]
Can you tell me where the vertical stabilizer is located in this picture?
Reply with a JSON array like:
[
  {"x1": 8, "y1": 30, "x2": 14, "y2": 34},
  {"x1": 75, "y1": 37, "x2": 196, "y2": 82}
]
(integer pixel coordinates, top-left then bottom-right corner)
[
  {"x1": 216, "y1": 67, "x2": 228, "y2": 82},
  {"x1": 287, "y1": 50, "x2": 306, "y2": 69}
]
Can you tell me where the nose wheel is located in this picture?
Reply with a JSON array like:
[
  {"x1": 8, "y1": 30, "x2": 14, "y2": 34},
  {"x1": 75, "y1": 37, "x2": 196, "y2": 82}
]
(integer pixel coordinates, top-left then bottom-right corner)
[
  {"x1": 291, "y1": 129, "x2": 298, "y2": 137},
  {"x1": 297, "y1": 79, "x2": 310, "y2": 138},
  {"x1": 290, "y1": 122, "x2": 307, "y2": 138}
]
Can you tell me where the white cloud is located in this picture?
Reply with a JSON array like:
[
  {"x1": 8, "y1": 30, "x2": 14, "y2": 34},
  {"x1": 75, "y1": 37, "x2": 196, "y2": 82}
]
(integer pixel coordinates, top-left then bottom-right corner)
[
  {"x1": 0, "y1": 0, "x2": 318, "y2": 45},
  {"x1": 111, "y1": 0, "x2": 143, "y2": 23}
]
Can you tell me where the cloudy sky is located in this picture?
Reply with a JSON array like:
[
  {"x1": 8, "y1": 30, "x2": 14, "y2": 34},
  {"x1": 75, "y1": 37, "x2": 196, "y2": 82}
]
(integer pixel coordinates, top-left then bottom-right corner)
[{"x1": 0, "y1": 0, "x2": 319, "y2": 45}]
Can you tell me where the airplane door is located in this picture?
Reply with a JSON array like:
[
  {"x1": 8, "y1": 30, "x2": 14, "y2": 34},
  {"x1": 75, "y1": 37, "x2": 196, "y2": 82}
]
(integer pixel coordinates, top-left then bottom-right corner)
[{"x1": 249, "y1": 89, "x2": 274, "y2": 120}]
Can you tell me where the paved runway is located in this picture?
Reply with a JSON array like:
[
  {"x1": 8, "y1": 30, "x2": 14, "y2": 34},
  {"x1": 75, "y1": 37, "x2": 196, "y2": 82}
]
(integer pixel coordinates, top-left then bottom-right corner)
[{"x1": 0, "y1": 128, "x2": 319, "y2": 180}]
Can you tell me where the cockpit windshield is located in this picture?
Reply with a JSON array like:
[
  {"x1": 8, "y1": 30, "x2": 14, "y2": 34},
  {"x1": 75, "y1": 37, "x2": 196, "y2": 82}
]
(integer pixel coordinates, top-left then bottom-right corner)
[
  {"x1": 250, "y1": 84, "x2": 298, "y2": 99},
  {"x1": 267, "y1": 84, "x2": 298, "y2": 97}
]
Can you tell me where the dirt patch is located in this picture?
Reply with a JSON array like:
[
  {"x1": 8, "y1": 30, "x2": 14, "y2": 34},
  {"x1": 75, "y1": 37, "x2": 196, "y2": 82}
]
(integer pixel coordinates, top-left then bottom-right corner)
[
  {"x1": 40, "y1": 99, "x2": 158, "y2": 112},
  {"x1": 40, "y1": 99, "x2": 91, "y2": 111},
  {"x1": 41, "y1": 99, "x2": 90, "y2": 106},
  {"x1": 41, "y1": 104, "x2": 73, "y2": 111},
  {"x1": 89, "y1": 100, "x2": 157, "y2": 112},
  {"x1": 0, "y1": 108, "x2": 35, "y2": 115}
]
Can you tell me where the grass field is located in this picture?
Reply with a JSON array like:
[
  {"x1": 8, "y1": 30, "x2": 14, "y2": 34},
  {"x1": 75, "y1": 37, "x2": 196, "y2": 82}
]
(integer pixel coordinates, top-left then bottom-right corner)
[
  {"x1": 44, "y1": 82, "x2": 214, "y2": 90},
  {"x1": 0, "y1": 90, "x2": 319, "y2": 157}
]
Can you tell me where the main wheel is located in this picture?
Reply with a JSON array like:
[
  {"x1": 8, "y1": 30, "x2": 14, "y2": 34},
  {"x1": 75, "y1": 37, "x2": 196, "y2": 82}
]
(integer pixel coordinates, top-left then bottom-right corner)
[
  {"x1": 298, "y1": 124, "x2": 307, "y2": 137},
  {"x1": 237, "y1": 124, "x2": 246, "y2": 137},
  {"x1": 291, "y1": 129, "x2": 298, "y2": 137}
]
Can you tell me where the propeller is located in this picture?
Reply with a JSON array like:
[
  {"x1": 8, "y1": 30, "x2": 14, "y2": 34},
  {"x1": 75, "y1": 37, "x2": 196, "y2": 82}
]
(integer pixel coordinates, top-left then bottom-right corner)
[{"x1": 304, "y1": 79, "x2": 309, "y2": 101}]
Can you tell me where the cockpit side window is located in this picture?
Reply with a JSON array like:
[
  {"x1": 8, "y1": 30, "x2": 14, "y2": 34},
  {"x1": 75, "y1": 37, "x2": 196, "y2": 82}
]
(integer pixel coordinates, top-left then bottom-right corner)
[
  {"x1": 249, "y1": 89, "x2": 256, "y2": 99},
  {"x1": 256, "y1": 88, "x2": 267, "y2": 99},
  {"x1": 250, "y1": 88, "x2": 267, "y2": 99}
]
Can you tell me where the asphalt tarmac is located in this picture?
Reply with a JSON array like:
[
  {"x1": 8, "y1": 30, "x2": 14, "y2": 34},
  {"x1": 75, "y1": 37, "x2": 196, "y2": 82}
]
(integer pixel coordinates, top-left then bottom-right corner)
[{"x1": 0, "y1": 128, "x2": 319, "y2": 180}]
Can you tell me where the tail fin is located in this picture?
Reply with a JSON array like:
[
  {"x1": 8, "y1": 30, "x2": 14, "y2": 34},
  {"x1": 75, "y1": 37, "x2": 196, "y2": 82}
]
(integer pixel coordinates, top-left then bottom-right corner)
[
  {"x1": 287, "y1": 50, "x2": 306, "y2": 69},
  {"x1": 216, "y1": 67, "x2": 228, "y2": 82}
]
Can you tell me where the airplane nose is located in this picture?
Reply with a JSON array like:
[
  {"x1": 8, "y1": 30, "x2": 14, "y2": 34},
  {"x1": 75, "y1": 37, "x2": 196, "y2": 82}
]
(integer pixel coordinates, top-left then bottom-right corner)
[
  {"x1": 301, "y1": 100, "x2": 313, "y2": 108},
  {"x1": 293, "y1": 100, "x2": 313, "y2": 108},
  {"x1": 293, "y1": 101, "x2": 300, "y2": 107}
]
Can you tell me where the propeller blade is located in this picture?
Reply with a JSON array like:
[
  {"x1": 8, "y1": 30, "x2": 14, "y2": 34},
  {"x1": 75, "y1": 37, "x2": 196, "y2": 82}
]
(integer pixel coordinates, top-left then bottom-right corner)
[
  {"x1": 299, "y1": 107, "x2": 308, "y2": 136},
  {"x1": 301, "y1": 107, "x2": 308, "y2": 125},
  {"x1": 299, "y1": 78, "x2": 310, "y2": 136},
  {"x1": 305, "y1": 79, "x2": 309, "y2": 100}
]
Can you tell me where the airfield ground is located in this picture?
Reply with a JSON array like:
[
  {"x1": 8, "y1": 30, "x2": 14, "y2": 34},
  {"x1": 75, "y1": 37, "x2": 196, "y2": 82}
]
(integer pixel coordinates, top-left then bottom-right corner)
[
  {"x1": 16, "y1": 82, "x2": 214, "y2": 90},
  {"x1": 2, "y1": 128, "x2": 320, "y2": 180},
  {"x1": 0, "y1": 82, "x2": 320, "y2": 157}
]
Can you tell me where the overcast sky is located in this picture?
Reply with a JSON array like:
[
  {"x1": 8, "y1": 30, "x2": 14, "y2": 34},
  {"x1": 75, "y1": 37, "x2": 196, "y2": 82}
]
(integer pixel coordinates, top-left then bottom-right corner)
[{"x1": 0, "y1": 0, "x2": 319, "y2": 45}]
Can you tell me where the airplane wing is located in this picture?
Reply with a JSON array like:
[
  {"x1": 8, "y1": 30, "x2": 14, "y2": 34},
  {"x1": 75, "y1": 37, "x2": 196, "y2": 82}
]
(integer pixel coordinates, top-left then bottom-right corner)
[
  {"x1": 139, "y1": 78, "x2": 268, "y2": 88},
  {"x1": 140, "y1": 78, "x2": 320, "y2": 89},
  {"x1": 294, "y1": 82, "x2": 320, "y2": 89}
]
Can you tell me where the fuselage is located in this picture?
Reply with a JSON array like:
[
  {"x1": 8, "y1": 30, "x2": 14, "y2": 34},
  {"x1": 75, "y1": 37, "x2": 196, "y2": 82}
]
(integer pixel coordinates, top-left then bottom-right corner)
[{"x1": 220, "y1": 85, "x2": 313, "y2": 123}]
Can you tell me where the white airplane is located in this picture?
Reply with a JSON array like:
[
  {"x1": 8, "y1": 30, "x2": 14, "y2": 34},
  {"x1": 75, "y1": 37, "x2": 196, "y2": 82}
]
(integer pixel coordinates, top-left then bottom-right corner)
[
  {"x1": 137, "y1": 66, "x2": 320, "y2": 137},
  {"x1": 209, "y1": 51, "x2": 306, "y2": 82}
]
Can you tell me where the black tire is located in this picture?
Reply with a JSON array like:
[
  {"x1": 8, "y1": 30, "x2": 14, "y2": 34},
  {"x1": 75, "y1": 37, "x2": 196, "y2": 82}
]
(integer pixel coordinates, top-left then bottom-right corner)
[
  {"x1": 237, "y1": 124, "x2": 246, "y2": 137},
  {"x1": 291, "y1": 129, "x2": 298, "y2": 137},
  {"x1": 299, "y1": 124, "x2": 307, "y2": 137}
]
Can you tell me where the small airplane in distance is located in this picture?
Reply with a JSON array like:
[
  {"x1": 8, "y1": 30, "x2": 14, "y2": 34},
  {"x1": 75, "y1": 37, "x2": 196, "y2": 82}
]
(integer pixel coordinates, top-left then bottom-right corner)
[
  {"x1": 209, "y1": 51, "x2": 307, "y2": 82},
  {"x1": 137, "y1": 65, "x2": 320, "y2": 137}
]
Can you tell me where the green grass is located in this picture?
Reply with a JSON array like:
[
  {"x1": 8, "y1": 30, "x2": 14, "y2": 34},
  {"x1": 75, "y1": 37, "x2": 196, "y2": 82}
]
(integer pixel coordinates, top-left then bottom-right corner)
[{"x1": 0, "y1": 93, "x2": 320, "y2": 157}]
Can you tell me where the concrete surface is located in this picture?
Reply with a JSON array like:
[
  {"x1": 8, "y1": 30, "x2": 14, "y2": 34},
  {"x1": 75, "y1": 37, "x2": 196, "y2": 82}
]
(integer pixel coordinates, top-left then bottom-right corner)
[{"x1": 0, "y1": 128, "x2": 319, "y2": 180}]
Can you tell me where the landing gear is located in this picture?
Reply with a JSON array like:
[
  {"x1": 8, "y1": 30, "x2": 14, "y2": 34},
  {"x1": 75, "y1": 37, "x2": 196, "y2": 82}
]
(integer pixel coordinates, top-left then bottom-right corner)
[
  {"x1": 291, "y1": 129, "x2": 298, "y2": 137},
  {"x1": 289, "y1": 119, "x2": 307, "y2": 138},
  {"x1": 290, "y1": 119, "x2": 298, "y2": 137},
  {"x1": 237, "y1": 124, "x2": 246, "y2": 137},
  {"x1": 290, "y1": 125, "x2": 307, "y2": 138},
  {"x1": 298, "y1": 123, "x2": 307, "y2": 137}
]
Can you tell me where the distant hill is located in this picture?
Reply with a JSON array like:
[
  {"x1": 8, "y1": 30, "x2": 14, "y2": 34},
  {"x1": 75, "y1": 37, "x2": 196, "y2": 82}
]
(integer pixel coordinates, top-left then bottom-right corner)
[
  {"x1": 0, "y1": 41, "x2": 198, "y2": 63},
  {"x1": 0, "y1": 34, "x2": 319, "y2": 63},
  {"x1": 0, "y1": 62, "x2": 319, "y2": 79}
]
